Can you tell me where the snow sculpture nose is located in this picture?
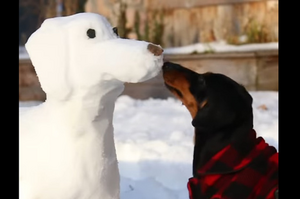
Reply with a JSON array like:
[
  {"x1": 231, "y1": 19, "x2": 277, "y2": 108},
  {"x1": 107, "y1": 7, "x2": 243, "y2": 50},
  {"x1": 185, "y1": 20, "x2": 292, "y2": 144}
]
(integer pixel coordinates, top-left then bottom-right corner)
[{"x1": 147, "y1": 44, "x2": 164, "y2": 56}]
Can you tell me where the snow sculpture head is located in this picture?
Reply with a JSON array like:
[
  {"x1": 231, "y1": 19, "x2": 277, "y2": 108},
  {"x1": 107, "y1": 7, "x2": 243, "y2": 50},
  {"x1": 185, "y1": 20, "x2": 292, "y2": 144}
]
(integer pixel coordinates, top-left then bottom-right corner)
[{"x1": 25, "y1": 13, "x2": 163, "y2": 100}]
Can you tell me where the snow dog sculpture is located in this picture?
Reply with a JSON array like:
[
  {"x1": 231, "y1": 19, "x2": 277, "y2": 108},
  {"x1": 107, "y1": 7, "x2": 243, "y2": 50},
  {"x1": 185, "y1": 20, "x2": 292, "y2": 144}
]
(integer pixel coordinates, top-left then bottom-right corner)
[{"x1": 19, "y1": 12, "x2": 163, "y2": 199}]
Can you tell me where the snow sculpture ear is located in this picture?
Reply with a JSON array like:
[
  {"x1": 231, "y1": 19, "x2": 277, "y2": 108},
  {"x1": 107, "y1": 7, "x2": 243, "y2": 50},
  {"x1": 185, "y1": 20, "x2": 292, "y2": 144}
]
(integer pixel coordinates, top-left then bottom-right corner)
[{"x1": 25, "y1": 18, "x2": 72, "y2": 101}]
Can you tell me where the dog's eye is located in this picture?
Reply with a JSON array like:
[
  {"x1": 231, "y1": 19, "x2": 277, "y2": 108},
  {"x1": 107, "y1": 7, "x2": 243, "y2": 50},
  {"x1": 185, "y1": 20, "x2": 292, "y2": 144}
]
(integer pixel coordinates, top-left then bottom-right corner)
[
  {"x1": 197, "y1": 76, "x2": 205, "y2": 86},
  {"x1": 113, "y1": 27, "x2": 118, "y2": 36},
  {"x1": 87, "y1": 29, "x2": 96, "y2": 38}
]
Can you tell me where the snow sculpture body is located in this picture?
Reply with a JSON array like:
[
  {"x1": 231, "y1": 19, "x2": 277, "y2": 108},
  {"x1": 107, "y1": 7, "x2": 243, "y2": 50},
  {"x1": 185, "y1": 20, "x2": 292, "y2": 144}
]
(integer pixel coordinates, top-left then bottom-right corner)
[{"x1": 19, "y1": 13, "x2": 163, "y2": 199}]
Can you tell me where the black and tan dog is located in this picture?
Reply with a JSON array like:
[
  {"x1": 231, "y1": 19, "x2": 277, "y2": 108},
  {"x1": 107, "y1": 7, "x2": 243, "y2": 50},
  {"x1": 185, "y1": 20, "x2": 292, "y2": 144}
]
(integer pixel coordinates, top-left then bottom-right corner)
[{"x1": 162, "y1": 61, "x2": 278, "y2": 199}]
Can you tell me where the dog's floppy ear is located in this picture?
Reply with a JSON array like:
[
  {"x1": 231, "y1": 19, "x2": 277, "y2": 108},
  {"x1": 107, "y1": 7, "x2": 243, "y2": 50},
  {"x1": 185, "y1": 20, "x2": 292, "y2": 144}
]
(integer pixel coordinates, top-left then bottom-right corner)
[
  {"x1": 191, "y1": 102, "x2": 237, "y2": 133},
  {"x1": 191, "y1": 74, "x2": 253, "y2": 133},
  {"x1": 25, "y1": 19, "x2": 72, "y2": 101}
]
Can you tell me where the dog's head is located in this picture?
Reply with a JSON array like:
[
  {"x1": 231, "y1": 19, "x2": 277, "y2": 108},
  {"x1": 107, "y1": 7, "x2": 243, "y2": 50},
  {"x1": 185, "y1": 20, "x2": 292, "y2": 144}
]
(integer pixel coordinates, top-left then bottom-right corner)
[
  {"x1": 162, "y1": 61, "x2": 253, "y2": 134},
  {"x1": 25, "y1": 13, "x2": 163, "y2": 100}
]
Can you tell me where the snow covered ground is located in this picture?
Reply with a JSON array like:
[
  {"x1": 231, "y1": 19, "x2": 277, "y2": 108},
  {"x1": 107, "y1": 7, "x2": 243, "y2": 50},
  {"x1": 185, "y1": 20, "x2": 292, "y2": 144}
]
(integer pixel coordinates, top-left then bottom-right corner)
[{"x1": 19, "y1": 91, "x2": 278, "y2": 199}]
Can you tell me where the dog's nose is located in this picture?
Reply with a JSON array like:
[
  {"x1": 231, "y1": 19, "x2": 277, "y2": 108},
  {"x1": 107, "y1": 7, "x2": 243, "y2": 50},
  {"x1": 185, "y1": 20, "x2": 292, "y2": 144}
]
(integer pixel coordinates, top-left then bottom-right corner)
[{"x1": 147, "y1": 44, "x2": 163, "y2": 56}]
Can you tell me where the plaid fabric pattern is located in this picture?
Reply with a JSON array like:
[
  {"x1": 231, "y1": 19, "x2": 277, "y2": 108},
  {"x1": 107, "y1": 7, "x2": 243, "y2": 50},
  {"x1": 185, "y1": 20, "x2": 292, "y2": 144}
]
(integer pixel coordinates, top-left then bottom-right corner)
[{"x1": 188, "y1": 130, "x2": 278, "y2": 199}]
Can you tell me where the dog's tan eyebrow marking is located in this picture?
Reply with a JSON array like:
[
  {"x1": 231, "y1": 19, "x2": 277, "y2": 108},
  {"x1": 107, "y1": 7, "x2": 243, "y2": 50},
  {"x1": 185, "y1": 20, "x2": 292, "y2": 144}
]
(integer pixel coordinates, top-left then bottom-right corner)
[{"x1": 199, "y1": 100, "x2": 207, "y2": 109}]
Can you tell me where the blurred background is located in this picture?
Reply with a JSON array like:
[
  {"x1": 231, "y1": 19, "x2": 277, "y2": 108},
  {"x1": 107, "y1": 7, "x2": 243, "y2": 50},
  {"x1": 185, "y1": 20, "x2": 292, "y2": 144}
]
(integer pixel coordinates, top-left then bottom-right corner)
[
  {"x1": 19, "y1": 0, "x2": 278, "y2": 46},
  {"x1": 19, "y1": 0, "x2": 278, "y2": 101}
]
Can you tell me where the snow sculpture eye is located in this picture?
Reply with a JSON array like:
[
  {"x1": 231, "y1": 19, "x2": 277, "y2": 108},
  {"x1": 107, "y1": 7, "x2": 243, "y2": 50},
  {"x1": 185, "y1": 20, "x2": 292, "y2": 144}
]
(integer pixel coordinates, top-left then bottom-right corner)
[
  {"x1": 113, "y1": 27, "x2": 118, "y2": 36},
  {"x1": 87, "y1": 29, "x2": 96, "y2": 38}
]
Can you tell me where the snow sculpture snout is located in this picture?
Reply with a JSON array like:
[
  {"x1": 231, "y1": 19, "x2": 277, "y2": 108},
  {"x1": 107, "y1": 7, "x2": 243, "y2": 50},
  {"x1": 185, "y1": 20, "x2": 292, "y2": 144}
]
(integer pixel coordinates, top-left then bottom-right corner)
[{"x1": 25, "y1": 12, "x2": 164, "y2": 101}]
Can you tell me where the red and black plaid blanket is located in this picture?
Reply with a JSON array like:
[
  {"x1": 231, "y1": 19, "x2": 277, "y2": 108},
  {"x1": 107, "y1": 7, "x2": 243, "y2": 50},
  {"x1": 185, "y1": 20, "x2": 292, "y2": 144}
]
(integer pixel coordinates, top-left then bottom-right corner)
[{"x1": 188, "y1": 130, "x2": 278, "y2": 199}]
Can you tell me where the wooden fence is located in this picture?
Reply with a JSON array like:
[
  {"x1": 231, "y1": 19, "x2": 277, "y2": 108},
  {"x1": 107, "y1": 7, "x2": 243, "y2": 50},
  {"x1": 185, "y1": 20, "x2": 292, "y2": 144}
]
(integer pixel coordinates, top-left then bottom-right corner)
[{"x1": 85, "y1": 0, "x2": 278, "y2": 47}]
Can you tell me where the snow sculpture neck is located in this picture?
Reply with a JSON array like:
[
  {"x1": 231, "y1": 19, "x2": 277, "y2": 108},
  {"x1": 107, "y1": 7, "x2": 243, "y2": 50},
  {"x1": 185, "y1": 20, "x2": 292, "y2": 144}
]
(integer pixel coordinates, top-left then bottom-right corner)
[{"x1": 43, "y1": 79, "x2": 124, "y2": 199}]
